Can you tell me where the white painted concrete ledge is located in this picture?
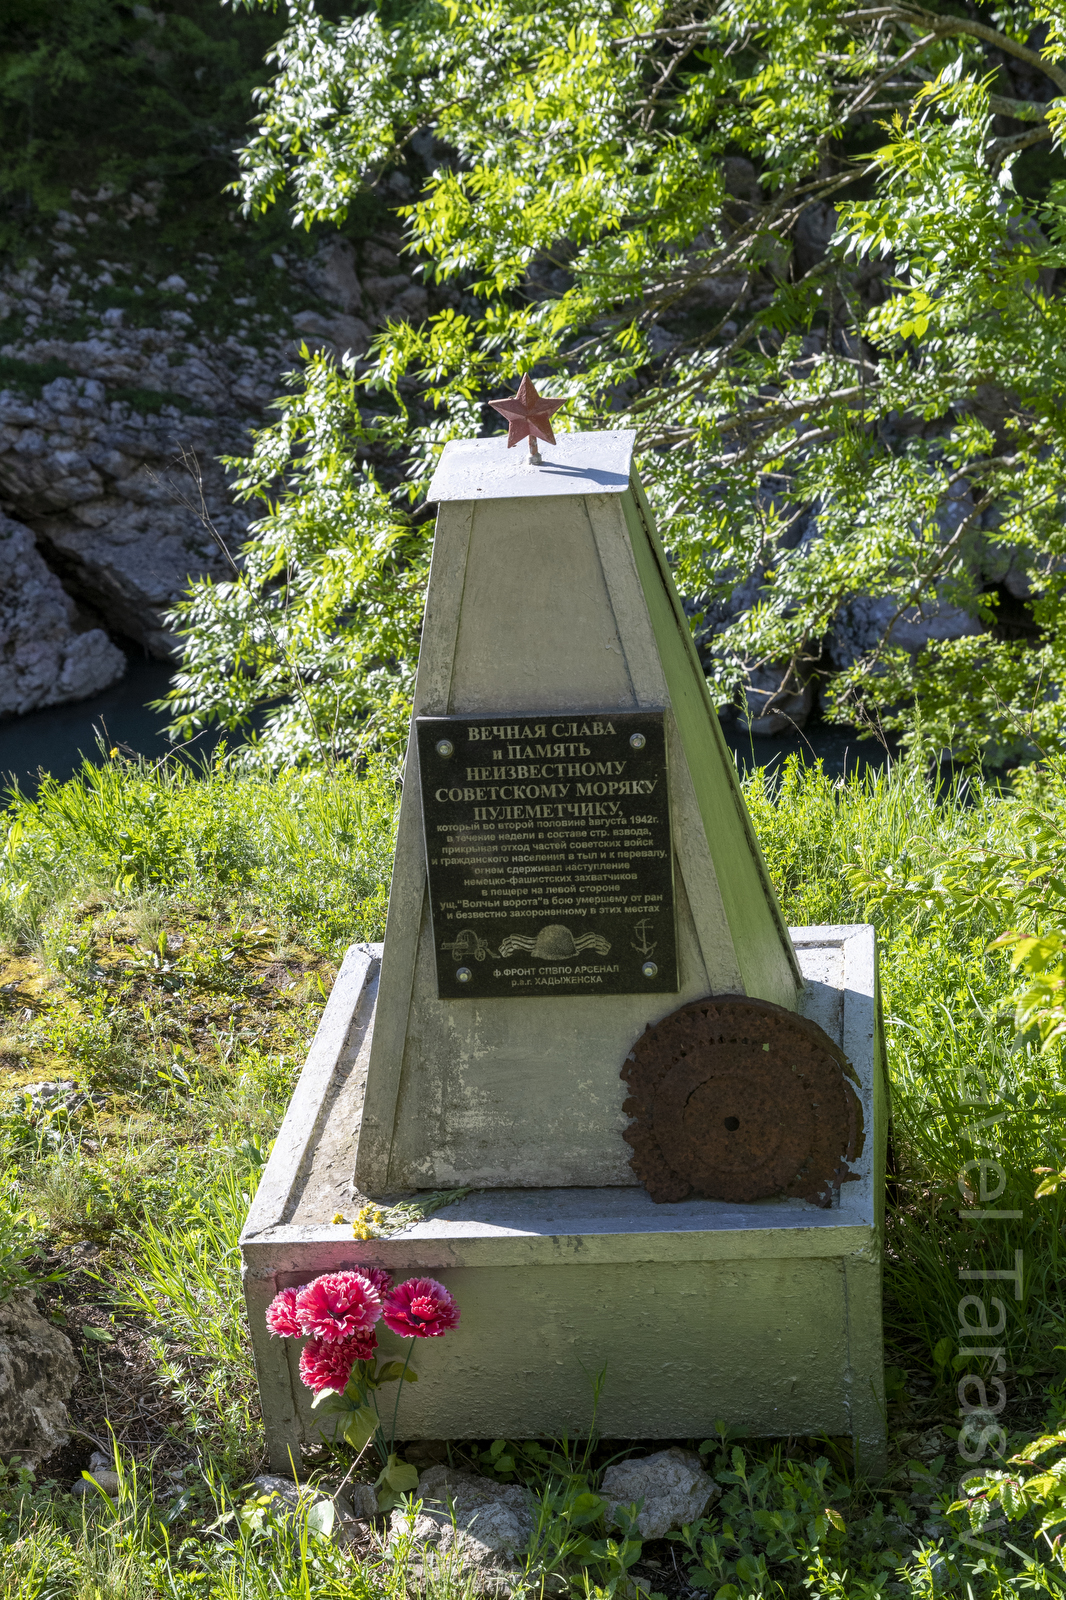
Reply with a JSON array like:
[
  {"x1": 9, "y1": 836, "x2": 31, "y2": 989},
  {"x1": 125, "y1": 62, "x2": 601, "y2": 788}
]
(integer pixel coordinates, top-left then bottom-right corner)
[
  {"x1": 241, "y1": 926, "x2": 889, "y2": 1474},
  {"x1": 427, "y1": 430, "x2": 636, "y2": 501}
]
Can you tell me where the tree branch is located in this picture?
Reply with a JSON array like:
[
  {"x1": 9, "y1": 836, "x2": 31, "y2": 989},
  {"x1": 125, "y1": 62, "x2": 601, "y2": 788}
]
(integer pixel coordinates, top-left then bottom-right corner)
[
  {"x1": 863, "y1": 483, "x2": 1001, "y2": 671},
  {"x1": 717, "y1": 384, "x2": 872, "y2": 436},
  {"x1": 894, "y1": 5, "x2": 1066, "y2": 94},
  {"x1": 842, "y1": 30, "x2": 937, "y2": 120},
  {"x1": 988, "y1": 124, "x2": 1054, "y2": 166},
  {"x1": 988, "y1": 93, "x2": 1051, "y2": 122}
]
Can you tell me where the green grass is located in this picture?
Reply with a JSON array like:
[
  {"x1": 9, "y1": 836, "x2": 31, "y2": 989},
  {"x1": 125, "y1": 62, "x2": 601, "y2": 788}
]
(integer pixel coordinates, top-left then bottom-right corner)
[
  {"x1": 0, "y1": 354, "x2": 80, "y2": 395},
  {"x1": 1, "y1": 750, "x2": 1066, "y2": 1596},
  {"x1": 747, "y1": 759, "x2": 1066, "y2": 1382},
  {"x1": 0, "y1": 753, "x2": 397, "y2": 948},
  {"x1": 0, "y1": 752, "x2": 398, "y2": 1497}
]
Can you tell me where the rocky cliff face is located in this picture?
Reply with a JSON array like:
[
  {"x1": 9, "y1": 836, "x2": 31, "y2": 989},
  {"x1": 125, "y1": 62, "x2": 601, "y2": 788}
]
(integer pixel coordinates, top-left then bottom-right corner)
[
  {"x1": 0, "y1": 179, "x2": 1035, "y2": 738},
  {"x1": 0, "y1": 188, "x2": 429, "y2": 719},
  {"x1": 0, "y1": 515, "x2": 125, "y2": 718}
]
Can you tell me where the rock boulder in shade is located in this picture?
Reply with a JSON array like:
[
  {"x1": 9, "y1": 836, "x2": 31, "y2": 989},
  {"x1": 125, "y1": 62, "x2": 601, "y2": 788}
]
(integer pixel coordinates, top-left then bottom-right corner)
[
  {"x1": 0, "y1": 1289, "x2": 80, "y2": 1467},
  {"x1": 0, "y1": 513, "x2": 125, "y2": 717}
]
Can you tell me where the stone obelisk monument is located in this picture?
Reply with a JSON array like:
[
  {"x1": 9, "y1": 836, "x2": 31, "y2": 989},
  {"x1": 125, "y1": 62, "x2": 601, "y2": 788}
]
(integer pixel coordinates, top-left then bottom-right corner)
[{"x1": 242, "y1": 382, "x2": 889, "y2": 1475}]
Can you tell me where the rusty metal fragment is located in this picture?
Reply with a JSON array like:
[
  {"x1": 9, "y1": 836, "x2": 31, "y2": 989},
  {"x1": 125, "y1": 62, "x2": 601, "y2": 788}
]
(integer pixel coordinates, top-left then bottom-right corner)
[{"x1": 621, "y1": 994, "x2": 864, "y2": 1207}]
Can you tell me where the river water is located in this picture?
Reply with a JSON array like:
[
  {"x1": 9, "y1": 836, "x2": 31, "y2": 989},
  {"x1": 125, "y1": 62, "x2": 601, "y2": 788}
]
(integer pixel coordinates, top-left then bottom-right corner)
[
  {"x1": 0, "y1": 654, "x2": 220, "y2": 792},
  {"x1": 0, "y1": 653, "x2": 891, "y2": 792}
]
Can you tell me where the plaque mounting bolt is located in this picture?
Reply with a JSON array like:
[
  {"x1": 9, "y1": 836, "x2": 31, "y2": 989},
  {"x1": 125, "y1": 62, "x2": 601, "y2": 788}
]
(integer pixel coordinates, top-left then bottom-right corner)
[
  {"x1": 630, "y1": 733, "x2": 646, "y2": 750},
  {"x1": 642, "y1": 961, "x2": 658, "y2": 978},
  {"x1": 456, "y1": 967, "x2": 472, "y2": 984},
  {"x1": 436, "y1": 739, "x2": 455, "y2": 758}
]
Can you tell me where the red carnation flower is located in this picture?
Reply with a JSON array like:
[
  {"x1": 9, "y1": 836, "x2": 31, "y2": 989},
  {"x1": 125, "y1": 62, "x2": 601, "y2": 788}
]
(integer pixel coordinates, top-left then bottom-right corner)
[
  {"x1": 298, "y1": 1334, "x2": 368, "y2": 1396},
  {"x1": 361, "y1": 1267, "x2": 394, "y2": 1297},
  {"x1": 349, "y1": 1328, "x2": 378, "y2": 1362},
  {"x1": 265, "y1": 1287, "x2": 302, "y2": 1338},
  {"x1": 294, "y1": 1271, "x2": 382, "y2": 1342},
  {"x1": 382, "y1": 1277, "x2": 461, "y2": 1338}
]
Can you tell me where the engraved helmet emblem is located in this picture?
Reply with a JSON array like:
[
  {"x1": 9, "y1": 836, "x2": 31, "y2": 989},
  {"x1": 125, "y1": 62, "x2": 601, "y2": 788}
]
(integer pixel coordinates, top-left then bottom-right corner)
[
  {"x1": 532, "y1": 924, "x2": 577, "y2": 960},
  {"x1": 499, "y1": 924, "x2": 612, "y2": 960}
]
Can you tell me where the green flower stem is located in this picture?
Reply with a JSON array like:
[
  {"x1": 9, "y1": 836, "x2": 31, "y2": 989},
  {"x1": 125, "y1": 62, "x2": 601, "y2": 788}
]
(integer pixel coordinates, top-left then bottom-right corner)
[{"x1": 389, "y1": 1338, "x2": 416, "y2": 1457}]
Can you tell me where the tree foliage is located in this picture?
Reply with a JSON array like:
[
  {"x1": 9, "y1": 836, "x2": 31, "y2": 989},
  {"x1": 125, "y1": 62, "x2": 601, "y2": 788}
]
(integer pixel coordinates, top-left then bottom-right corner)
[
  {"x1": 170, "y1": 0, "x2": 1066, "y2": 763},
  {"x1": 0, "y1": 0, "x2": 292, "y2": 252},
  {"x1": 164, "y1": 357, "x2": 428, "y2": 763}
]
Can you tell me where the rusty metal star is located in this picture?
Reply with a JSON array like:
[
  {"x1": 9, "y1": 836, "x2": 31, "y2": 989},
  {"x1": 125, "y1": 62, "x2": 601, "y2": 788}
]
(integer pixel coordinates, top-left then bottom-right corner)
[{"x1": 487, "y1": 374, "x2": 565, "y2": 463}]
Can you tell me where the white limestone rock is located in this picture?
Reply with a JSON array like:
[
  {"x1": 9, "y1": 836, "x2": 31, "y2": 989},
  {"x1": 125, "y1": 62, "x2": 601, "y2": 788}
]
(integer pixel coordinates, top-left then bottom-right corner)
[
  {"x1": 0, "y1": 370, "x2": 246, "y2": 658},
  {"x1": 0, "y1": 230, "x2": 424, "y2": 675},
  {"x1": 827, "y1": 593, "x2": 981, "y2": 673},
  {"x1": 600, "y1": 1447, "x2": 719, "y2": 1540},
  {"x1": 290, "y1": 308, "x2": 371, "y2": 360},
  {"x1": 0, "y1": 1289, "x2": 80, "y2": 1467},
  {"x1": 390, "y1": 1465, "x2": 536, "y2": 1595},
  {"x1": 0, "y1": 514, "x2": 125, "y2": 716},
  {"x1": 345, "y1": 1480, "x2": 379, "y2": 1519},
  {"x1": 299, "y1": 237, "x2": 365, "y2": 315},
  {"x1": 248, "y1": 1474, "x2": 373, "y2": 1546}
]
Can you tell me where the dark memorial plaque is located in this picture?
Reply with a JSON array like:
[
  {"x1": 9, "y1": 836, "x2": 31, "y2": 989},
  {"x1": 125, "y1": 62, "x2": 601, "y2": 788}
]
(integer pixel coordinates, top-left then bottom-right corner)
[{"x1": 416, "y1": 711, "x2": 677, "y2": 999}]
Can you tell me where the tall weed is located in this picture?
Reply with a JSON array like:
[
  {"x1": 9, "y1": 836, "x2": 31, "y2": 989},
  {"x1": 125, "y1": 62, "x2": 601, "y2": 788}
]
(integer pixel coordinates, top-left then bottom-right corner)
[
  {"x1": 745, "y1": 755, "x2": 1066, "y2": 1370},
  {"x1": 0, "y1": 752, "x2": 397, "y2": 950},
  {"x1": 114, "y1": 1159, "x2": 260, "y2": 1474}
]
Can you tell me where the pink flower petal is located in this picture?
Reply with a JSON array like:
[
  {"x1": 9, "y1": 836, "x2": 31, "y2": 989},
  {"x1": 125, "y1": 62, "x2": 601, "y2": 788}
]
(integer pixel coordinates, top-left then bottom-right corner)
[
  {"x1": 298, "y1": 1333, "x2": 371, "y2": 1396},
  {"x1": 295, "y1": 1271, "x2": 382, "y2": 1342},
  {"x1": 265, "y1": 1287, "x2": 302, "y2": 1339},
  {"x1": 382, "y1": 1277, "x2": 460, "y2": 1339},
  {"x1": 361, "y1": 1267, "x2": 394, "y2": 1297}
]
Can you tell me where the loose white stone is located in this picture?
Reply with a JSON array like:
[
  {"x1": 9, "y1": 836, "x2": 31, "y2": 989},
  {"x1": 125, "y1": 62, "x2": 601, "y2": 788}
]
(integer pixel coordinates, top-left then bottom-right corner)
[
  {"x1": 601, "y1": 1447, "x2": 719, "y2": 1540},
  {"x1": 389, "y1": 1466, "x2": 542, "y2": 1596}
]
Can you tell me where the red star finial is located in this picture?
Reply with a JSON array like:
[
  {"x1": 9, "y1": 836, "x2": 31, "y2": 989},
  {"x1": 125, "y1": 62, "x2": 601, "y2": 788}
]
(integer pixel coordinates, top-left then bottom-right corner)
[{"x1": 487, "y1": 374, "x2": 565, "y2": 462}]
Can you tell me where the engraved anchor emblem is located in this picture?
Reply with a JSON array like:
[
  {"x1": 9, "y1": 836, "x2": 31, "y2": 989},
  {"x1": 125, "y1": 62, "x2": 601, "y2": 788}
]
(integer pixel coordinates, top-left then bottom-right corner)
[{"x1": 631, "y1": 918, "x2": 657, "y2": 959}]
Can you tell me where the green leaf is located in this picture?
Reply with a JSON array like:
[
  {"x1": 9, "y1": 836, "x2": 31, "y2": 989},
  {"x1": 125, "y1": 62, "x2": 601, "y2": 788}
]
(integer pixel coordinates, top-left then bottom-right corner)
[
  {"x1": 374, "y1": 1360, "x2": 410, "y2": 1383},
  {"x1": 384, "y1": 1455, "x2": 420, "y2": 1494},
  {"x1": 80, "y1": 1470, "x2": 115, "y2": 1500},
  {"x1": 82, "y1": 1325, "x2": 115, "y2": 1343},
  {"x1": 305, "y1": 1499, "x2": 336, "y2": 1539},
  {"x1": 567, "y1": 1491, "x2": 607, "y2": 1527},
  {"x1": 311, "y1": 1388, "x2": 351, "y2": 1411},
  {"x1": 620, "y1": 1539, "x2": 642, "y2": 1568},
  {"x1": 147, "y1": 0, "x2": 1066, "y2": 778},
  {"x1": 342, "y1": 1405, "x2": 380, "y2": 1453}
]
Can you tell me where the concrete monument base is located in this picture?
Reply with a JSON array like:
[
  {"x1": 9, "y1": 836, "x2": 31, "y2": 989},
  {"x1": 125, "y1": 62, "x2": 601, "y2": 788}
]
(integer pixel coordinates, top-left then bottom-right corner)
[{"x1": 241, "y1": 924, "x2": 888, "y2": 1476}]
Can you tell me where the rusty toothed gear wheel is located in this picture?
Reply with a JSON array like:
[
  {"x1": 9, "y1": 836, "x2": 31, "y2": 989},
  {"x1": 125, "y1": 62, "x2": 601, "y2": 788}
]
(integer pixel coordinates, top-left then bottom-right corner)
[{"x1": 621, "y1": 994, "x2": 864, "y2": 1207}]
